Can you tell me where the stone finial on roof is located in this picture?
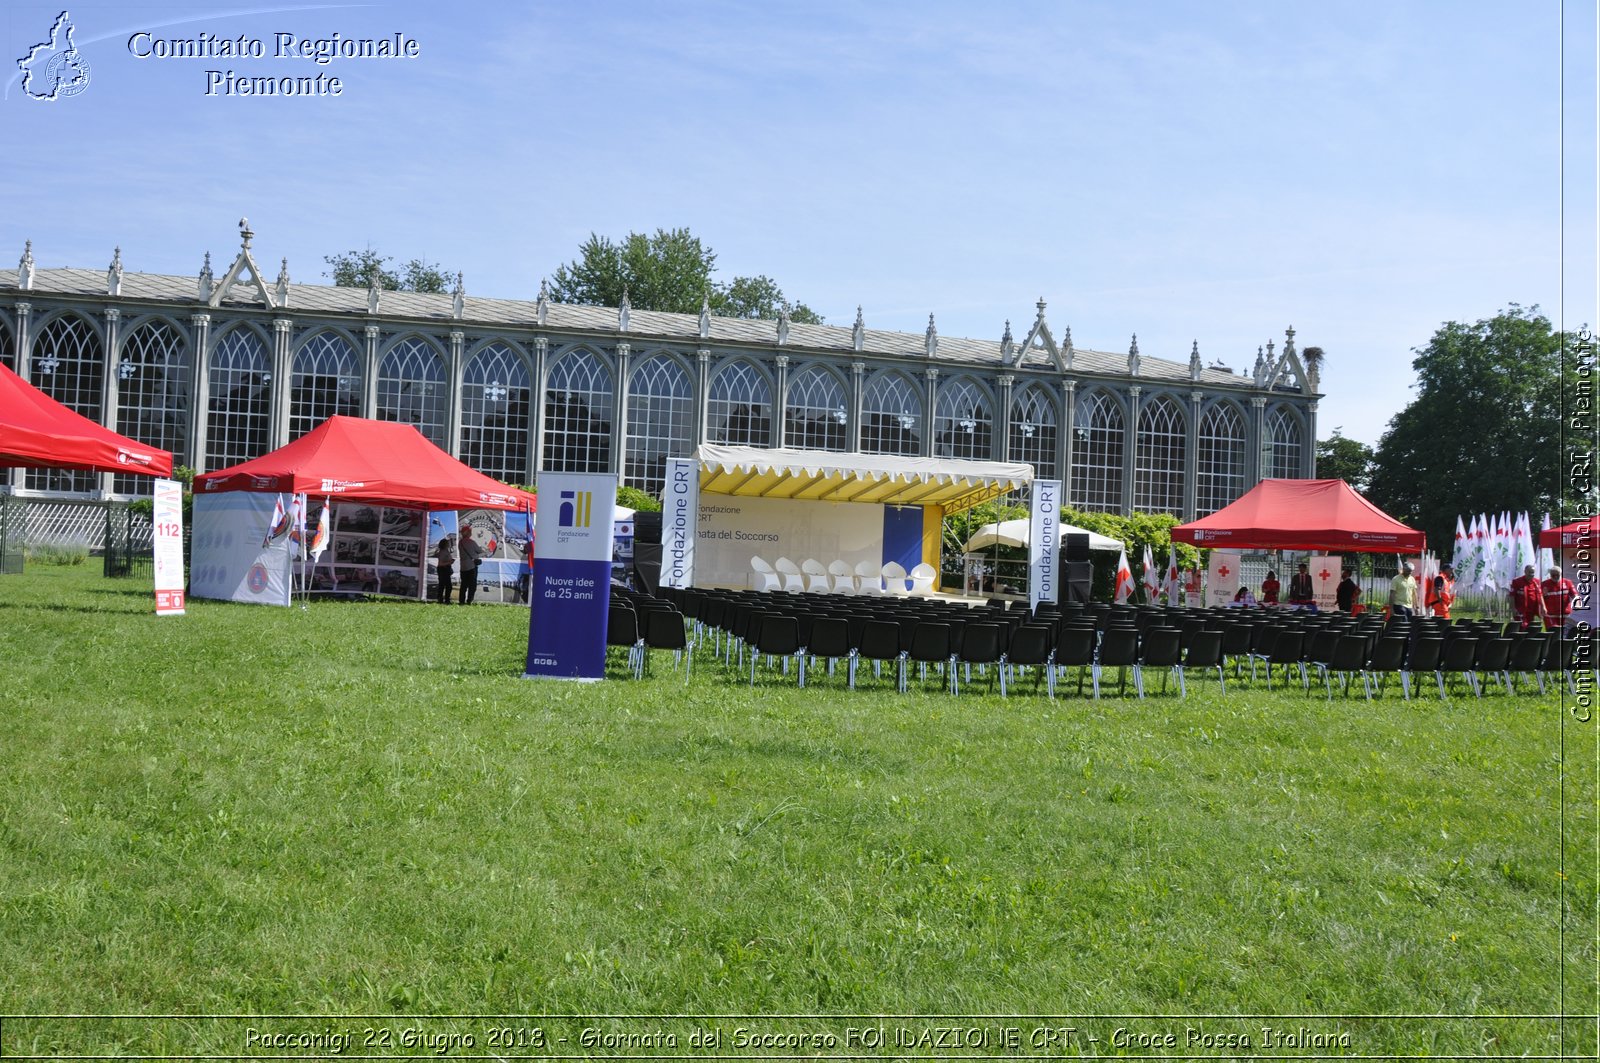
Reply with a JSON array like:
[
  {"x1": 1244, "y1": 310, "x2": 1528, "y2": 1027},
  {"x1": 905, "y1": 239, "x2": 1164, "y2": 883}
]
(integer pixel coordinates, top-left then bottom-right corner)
[
  {"x1": 1253, "y1": 345, "x2": 1266, "y2": 384},
  {"x1": 107, "y1": 246, "x2": 123, "y2": 297},
  {"x1": 1001, "y1": 319, "x2": 1014, "y2": 361},
  {"x1": 1035, "y1": 296, "x2": 1047, "y2": 323},
  {"x1": 618, "y1": 287, "x2": 631, "y2": 332},
  {"x1": 1284, "y1": 325, "x2": 1296, "y2": 356},
  {"x1": 851, "y1": 306, "x2": 864, "y2": 352},
  {"x1": 1127, "y1": 333, "x2": 1140, "y2": 376},
  {"x1": 776, "y1": 306, "x2": 791, "y2": 346},
  {"x1": 18, "y1": 240, "x2": 35, "y2": 290},
  {"x1": 1189, "y1": 340, "x2": 1202, "y2": 381},
  {"x1": 1062, "y1": 325, "x2": 1074, "y2": 370},
  {"x1": 451, "y1": 271, "x2": 464, "y2": 319},
  {"x1": 275, "y1": 257, "x2": 290, "y2": 308},
  {"x1": 367, "y1": 268, "x2": 381, "y2": 314},
  {"x1": 197, "y1": 251, "x2": 213, "y2": 301},
  {"x1": 925, "y1": 313, "x2": 938, "y2": 358},
  {"x1": 698, "y1": 290, "x2": 711, "y2": 339},
  {"x1": 238, "y1": 217, "x2": 252, "y2": 249},
  {"x1": 536, "y1": 278, "x2": 549, "y2": 326}
]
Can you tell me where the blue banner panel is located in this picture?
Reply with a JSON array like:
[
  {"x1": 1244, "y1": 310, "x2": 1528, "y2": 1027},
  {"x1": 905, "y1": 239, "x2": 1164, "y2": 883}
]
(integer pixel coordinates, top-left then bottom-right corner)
[
  {"x1": 882, "y1": 504, "x2": 923, "y2": 571},
  {"x1": 524, "y1": 557, "x2": 613, "y2": 679},
  {"x1": 525, "y1": 472, "x2": 617, "y2": 681}
]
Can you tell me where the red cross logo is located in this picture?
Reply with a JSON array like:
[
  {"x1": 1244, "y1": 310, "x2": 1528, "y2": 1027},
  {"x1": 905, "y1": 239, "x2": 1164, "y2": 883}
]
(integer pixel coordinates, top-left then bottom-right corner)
[
  {"x1": 1218, "y1": 565, "x2": 1231, "y2": 578},
  {"x1": 1318, "y1": 569, "x2": 1331, "y2": 581}
]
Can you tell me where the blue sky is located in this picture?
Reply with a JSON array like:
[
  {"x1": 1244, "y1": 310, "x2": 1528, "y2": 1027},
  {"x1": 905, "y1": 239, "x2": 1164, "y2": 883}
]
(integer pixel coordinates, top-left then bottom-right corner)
[{"x1": 3, "y1": 1, "x2": 1594, "y2": 447}]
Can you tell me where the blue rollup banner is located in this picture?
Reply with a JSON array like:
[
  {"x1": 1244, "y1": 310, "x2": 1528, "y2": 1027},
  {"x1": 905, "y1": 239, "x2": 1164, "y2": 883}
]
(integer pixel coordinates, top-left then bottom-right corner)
[{"x1": 525, "y1": 472, "x2": 616, "y2": 681}]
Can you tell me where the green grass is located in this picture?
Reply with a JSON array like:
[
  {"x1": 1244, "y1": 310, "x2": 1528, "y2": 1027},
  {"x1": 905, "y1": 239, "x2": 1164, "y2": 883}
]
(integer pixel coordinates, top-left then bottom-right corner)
[{"x1": 0, "y1": 567, "x2": 1594, "y2": 1057}]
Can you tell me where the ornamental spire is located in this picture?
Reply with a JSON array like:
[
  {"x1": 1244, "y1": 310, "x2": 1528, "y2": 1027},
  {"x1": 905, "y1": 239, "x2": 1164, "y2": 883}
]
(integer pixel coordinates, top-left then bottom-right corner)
[
  {"x1": 1189, "y1": 339, "x2": 1202, "y2": 381},
  {"x1": 698, "y1": 290, "x2": 711, "y2": 339},
  {"x1": 18, "y1": 240, "x2": 34, "y2": 290},
  {"x1": 1127, "y1": 333, "x2": 1140, "y2": 376},
  {"x1": 274, "y1": 257, "x2": 290, "y2": 308},
  {"x1": 197, "y1": 250, "x2": 213, "y2": 300},
  {"x1": 851, "y1": 306, "x2": 864, "y2": 352},
  {"x1": 536, "y1": 278, "x2": 549, "y2": 326},
  {"x1": 452, "y1": 271, "x2": 465, "y2": 319},
  {"x1": 107, "y1": 246, "x2": 123, "y2": 296},
  {"x1": 924, "y1": 313, "x2": 938, "y2": 358}
]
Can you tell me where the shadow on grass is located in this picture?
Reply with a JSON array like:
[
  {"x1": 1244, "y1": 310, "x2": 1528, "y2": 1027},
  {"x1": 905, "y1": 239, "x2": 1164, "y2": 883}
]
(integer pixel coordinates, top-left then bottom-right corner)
[{"x1": 0, "y1": 599, "x2": 151, "y2": 616}]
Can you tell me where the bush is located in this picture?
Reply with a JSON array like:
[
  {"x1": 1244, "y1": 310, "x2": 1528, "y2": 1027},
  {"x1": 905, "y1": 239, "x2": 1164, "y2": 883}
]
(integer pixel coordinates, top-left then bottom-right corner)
[{"x1": 27, "y1": 542, "x2": 90, "y2": 566}]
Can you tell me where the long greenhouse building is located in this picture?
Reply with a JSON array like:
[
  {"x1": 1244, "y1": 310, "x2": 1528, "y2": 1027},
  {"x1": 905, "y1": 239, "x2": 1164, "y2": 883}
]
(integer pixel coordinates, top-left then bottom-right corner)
[{"x1": 1, "y1": 225, "x2": 1321, "y2": 513}]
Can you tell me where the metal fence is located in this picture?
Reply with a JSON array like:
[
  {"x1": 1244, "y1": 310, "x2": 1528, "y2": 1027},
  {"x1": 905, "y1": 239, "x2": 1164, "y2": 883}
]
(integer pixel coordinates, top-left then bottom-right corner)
[{"x1": 0, "y1": 494, "x2": 177, "y2": 579}]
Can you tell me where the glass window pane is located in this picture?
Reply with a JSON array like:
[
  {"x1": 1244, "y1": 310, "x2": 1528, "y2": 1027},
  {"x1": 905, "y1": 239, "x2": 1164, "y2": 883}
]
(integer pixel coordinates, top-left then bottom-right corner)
[
  {"x1": 114, "y1": 320, "x2": 189, "y2": 495},
  {"x1": 543, "y1": 349, "x2": 613, "y2": 473},
  {"x1": 462, "y1": 342, "x2": 531, "y2": 484},
  {"x1": 625, "y1": 354, "x2": 693, "y2": 495}
]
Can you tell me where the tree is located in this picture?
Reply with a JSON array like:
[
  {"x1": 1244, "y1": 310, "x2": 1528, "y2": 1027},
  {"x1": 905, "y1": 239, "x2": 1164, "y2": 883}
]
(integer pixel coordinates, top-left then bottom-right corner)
[
  {"x1": 1316, "y1": 428, "x2": 1375, "y2": 491},
  {"x1": 1366, "y1": 305, "x2": 1576, "y2": 554},
  {"x1": 324, "y1": 249, "x2": 452, "y2": 293},
  {"x1": 549, "y1": 227, "x2": 822, "y2": 323}
]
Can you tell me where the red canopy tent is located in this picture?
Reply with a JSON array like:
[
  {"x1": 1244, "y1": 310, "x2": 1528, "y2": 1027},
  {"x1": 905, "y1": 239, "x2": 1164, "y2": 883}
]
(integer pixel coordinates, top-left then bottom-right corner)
[
  {"x1": 0, "y1": 361, "x2": 173, "y2": 476},
  {"x1": 1172, "y1": 478, "x2": 1425, "y2": 553},
  {"x1": 1540, "y1": 517, "x2": 1598, "y2": 549},
  {"x1": 194, "y1": 415, "x2": 535, "y2": 512}
]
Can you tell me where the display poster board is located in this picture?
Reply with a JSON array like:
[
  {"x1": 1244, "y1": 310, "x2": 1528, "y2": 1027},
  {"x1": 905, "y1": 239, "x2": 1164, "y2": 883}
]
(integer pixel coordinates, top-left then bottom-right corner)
[
  {"x1": 450, "y1": 508, "x2": 533, "y2": 604},
  {"x1": 152, "y1": 477, "x2": 186, "y2": 615},
  {"x1": 525, "y1": 473, "x2": 616, "y2": 680},
  {"x1": 691, "y1": 495, "x2": 904, "y2": 588},
  {"x1": 303, "y1": 503, "x2": 426, "y2": 598},
  {"x1": 661, "y1": 457, "x2": 698, "y2": 588},
  {"x1": 1028, "y1": 478, "x2": 1062, "y2": 610},
  {"x1": 1310, "y1": 555, "x2": 1341, "y2": 611},
  {"x1": 1207, "y1": 551, "x2": 1243, "y2": 607}
]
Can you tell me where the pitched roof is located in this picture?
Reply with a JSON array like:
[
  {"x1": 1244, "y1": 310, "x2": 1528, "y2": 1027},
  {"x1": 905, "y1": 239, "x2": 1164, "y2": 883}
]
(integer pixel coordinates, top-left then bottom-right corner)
[{"x1": 0, "y1": 265, "x2": 1255, "y2": 387}]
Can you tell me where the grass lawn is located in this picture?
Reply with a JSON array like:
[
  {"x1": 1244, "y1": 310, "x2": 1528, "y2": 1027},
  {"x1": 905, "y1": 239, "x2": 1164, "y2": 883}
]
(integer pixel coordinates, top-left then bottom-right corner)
[{"x1": 0, "y1": 566, "x2": 1594, "y2": 1057}]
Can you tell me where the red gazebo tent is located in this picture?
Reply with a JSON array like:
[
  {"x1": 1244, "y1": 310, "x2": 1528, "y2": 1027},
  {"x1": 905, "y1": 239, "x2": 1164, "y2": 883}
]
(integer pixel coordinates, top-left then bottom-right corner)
[
  {"x1": 0, "y1": 361, "x2": 173, "y2": 476},
  {"x1": 1172, "y1": 478, "x2": 1425, "y2": 553},
  {"x1": 1540, "y1": 517, "x2": 1598, "y2": 549},
  {"x1": 194, "y1": 415, "x2": 535, "y2": 512}
]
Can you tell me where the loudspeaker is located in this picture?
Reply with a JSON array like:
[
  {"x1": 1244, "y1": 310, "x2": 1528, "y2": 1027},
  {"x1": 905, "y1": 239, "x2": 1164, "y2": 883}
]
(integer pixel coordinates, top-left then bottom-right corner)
[
  {"x1": 1065, "y1": 533, "x2": 1091, "y2": 562},
  {"x1": 632, "y1": 543, "x2": 663, "y2": 593},
  {"x1": 1064, "y1": 560, "x2": 1093, "y2": 603},
  {"x1": 632, "y1": 511, "x2": 662, "y2": 545}
]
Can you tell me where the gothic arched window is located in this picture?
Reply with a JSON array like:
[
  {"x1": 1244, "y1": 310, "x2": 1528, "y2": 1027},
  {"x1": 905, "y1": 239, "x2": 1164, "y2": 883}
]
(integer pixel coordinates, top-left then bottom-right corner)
[
  {"x1": 205, "y1": 326, "x2": 270, "y2": 473},
  {"x1": 543, "y1": 348, "x2": 613, "y2": 473},
  {"x1": 1071, "y1": 390, "x2": 1124, "y2": 513},
  {"x1": 114, "y1": 319, "x2": 189, "y2": 495},
  {"x1": 1134, "y1": 395, "x2": 1186, "y2": 514},
  {"x1": 860, "y1": 371, "x2": 922, "y2": 456},
  {"x1": 462, "y1": 342, "x2": 531, "y2": 484},
  {"x1": 707, "y1": 361, "x2": 770, "y2": 447},
  {"x1": 376, "y1": 337, "x2": 448, "y2": 448},
  {"x1": 626, "y1": 354, "x2": 693, "y2": 495}
]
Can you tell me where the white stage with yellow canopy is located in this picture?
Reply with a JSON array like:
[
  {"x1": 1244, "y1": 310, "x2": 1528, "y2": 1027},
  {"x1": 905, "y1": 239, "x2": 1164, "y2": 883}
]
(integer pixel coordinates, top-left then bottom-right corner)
[{"x1": 666, "y1": 445, "x2": 1034, "y2": 591}]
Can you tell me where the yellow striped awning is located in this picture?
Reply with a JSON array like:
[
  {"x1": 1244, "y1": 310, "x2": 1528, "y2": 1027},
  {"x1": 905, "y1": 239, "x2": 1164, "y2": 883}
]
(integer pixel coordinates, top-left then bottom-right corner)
[{"x1": 691, "y1": 444, "x2": 1033, "y2": 514}]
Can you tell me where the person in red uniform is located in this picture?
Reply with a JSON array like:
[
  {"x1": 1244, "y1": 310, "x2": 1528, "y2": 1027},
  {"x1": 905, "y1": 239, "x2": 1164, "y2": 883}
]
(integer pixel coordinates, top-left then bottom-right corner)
[
  {"x1": 1542, "y1": 565, "x2": 1577, "y2": 629},
  {"x1": 1261, "y1": 570, "x2": 1281, "y2": 606},
  {"x1": 1509, "y1": 564, "x2": 1544, "y2": 629}
]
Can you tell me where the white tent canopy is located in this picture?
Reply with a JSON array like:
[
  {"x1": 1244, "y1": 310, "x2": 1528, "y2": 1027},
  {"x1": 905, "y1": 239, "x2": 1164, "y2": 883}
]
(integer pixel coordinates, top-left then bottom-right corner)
[{"x1": 964, "y1": 518, "x2": 1121, "y2": 553}]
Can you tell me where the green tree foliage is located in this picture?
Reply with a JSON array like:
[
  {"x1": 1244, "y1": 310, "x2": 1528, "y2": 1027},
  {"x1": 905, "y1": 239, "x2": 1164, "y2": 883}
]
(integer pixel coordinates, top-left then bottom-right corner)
[
  {"x1": 324, "y1": 249, "x2": 452, "y2": 293},
  {"x1": 1367, "y1": 306, "x2": 1578, "y2": 553},
  {"x1": 1316, "y1": 428, "x2": 1376, "y2": 491},
  {"x1": 549, "y1": 228, "x2": 822, "y2": 323},
  {"x1": 616, "y1": 485, "x2": 663, "y2": 513}
]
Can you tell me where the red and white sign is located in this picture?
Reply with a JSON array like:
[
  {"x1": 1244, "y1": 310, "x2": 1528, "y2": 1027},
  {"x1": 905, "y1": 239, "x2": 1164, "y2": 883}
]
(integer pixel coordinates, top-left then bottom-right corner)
[{"x1": 152, "y1": 477, "x2": 186, "y2": 616}]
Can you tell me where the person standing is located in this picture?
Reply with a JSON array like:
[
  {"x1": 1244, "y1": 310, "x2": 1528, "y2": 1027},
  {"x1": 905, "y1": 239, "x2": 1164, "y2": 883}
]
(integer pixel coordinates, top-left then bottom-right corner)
[
  {"x1": 1336, "y1": 568, "x2": 1361, "y2": 613},
  {"x1": 1261, "y1": 570, "x2": 1281, "y2": 606},
  {"x1": 1509, "y1": 564, "x2": 1544, "y2": 629},
  {"x1": 1388, "y1": 561, "x2": 1418, "y2": 617},
  {"x1": 433, "y1": 534, "x2": 456, "y2": 604},
  {"x1": 1288, "y1": 562, "x2": 1315, "y2": 606},
  {"x1": 1427, "y1": 574, "x2": 1454, "y2": 618},
  {"x1": 458, "y1": 525, "x2": 486, "y2": 604},
  {"x1": 1541, "y1": 565, "x2": 1577, "y2": 629}
]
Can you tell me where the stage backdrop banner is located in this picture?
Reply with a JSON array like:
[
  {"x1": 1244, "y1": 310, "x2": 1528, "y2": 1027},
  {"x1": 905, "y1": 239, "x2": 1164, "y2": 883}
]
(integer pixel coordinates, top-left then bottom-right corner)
[
  {"x1": 1206, "y1": 551, "x2": 1242, "y2": 608},
  {"x1": 152, "y1": 477, "x2": 186, "y2": 615},
  {"x1": 525, "y1": 473, "x2": 616, "y2": 680},
  {"x1": 693, "y1": 495, "x2": 892, "y2": 588},
  {"x1": 1028, "y1": 478, "x2": 1062, "y2": 610},
  {"x1": 659, "y1": 457, "x2": 697, "y2": 589},
  {"x1": 1310, "y1": 555, "x2": 1342, "y2": 611}
]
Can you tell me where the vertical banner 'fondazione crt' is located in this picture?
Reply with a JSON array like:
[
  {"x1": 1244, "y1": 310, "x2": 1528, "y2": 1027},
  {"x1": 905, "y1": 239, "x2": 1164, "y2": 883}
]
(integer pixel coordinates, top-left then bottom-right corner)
[
  {"x1": 661, "y1": 457, "x2": 698, "y2": 588},
  {"x1": 1029, "y1": 478, "x2": 1062, "y2": 610},
  {"x1": 525, "y1": 473, "x2": 616, "y2": 681}
]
